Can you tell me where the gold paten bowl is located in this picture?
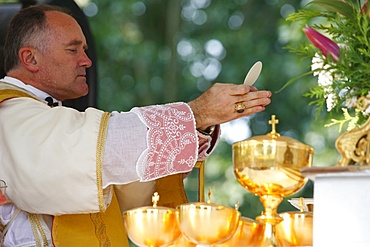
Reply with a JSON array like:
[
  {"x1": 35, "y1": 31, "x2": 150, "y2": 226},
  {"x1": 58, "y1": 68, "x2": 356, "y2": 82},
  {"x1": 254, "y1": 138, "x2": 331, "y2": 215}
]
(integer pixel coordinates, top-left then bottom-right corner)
[
  {"x1": 275, "y1": 211, "x2": 313, "y2": 247},
  {"x1": 123, "y1": 205, "x2": 181, "y2": 247},
  {"x1": 215, "y1": 217, "x2": 263, "y2": 247},
  {"x1": 176, "y1": 202, "x2": 240, "y2": 245}
]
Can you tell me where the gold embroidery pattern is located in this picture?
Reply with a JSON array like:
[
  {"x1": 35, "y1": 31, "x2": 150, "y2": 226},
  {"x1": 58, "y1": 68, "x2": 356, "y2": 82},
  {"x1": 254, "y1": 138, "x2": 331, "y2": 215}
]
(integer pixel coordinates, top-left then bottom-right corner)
[
  {"x1": 90, "y1": 213, "x2": 111, "y2": 247},
  {"x1": 92, "y1": 112, "x2": 112, "y2": 245},
  {"x1": 96, "y1": 112, "x2": 111, "y2": 211},
  {"x1": 0, "y1": 89, "x2": 41, "y2": 104},
  {"x1": 27, "y1": 213, "x2": 49, "y2": 247}
]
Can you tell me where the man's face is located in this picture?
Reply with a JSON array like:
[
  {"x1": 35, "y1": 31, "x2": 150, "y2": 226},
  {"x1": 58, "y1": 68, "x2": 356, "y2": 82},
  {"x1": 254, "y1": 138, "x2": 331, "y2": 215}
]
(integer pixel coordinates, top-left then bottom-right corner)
[{"x1": 35, "y1": 11, "x2": 92, "y2": 101}]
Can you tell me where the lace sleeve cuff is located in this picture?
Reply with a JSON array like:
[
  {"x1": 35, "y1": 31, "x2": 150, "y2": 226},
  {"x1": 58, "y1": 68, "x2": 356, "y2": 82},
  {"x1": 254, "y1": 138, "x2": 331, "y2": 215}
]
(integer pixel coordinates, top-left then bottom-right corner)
[{"x1": 131, "y1": 103, "x2": 198, "y2": 181}]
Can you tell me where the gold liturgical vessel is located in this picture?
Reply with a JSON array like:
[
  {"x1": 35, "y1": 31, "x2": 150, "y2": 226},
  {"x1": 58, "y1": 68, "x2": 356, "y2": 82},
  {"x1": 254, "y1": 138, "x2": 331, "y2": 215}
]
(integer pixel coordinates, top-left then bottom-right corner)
[
  {"x1": 232, "y1": 115, "x2": 314, "y2": 246},
  {"x1": 176, "y1": 190, "x2": 240, "y2": 247},
  {"x1": 123, "y1": 190, "x2": 241, "y2": 247},
  {"x1": 123, "y1": 115, "x2": 314, "y2": 247},
  {"x1": 123, "y1": 192, "x2": 181, "y2": 247},
  {"x1": 276, "y1": 210, "x2": 313, "y2": 246}
]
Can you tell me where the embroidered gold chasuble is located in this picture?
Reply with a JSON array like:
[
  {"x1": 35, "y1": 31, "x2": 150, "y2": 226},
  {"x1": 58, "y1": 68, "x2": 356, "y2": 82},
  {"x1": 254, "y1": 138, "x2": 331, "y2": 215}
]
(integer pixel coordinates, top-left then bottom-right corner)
[{"x1": 0, "y1": 86, "x2": 188, "y2": 246}]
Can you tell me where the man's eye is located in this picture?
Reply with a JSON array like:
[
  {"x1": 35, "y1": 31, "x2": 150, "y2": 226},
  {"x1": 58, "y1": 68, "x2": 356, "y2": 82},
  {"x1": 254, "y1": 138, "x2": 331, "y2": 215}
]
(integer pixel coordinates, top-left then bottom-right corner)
[{"x1": 67, "y1": 49, "x2": 77, "y2": 53}]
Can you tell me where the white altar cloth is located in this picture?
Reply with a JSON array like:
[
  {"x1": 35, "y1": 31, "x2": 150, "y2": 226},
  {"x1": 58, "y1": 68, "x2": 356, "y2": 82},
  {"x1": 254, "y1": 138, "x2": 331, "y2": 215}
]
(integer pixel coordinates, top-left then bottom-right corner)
[{"x1": 313, "y1": 172, "x2": 370, "y2": 247}]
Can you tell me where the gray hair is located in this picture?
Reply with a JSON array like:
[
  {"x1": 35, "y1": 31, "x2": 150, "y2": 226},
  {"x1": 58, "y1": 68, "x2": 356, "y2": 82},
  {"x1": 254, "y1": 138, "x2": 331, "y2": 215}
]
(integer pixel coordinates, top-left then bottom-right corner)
[{"x1": 4, "y1": 5, "x2": 71, "y2": 73}]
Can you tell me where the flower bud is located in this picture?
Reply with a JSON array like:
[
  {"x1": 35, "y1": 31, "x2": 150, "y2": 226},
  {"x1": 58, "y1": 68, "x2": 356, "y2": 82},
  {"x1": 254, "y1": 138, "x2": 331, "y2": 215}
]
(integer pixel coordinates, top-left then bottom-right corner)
[
  {"x1": 361, "y1": 1, "x2": 370, "y2": 18},
  {"x1": 303, "y1": 25, "x2": 340, "y2": 62}
]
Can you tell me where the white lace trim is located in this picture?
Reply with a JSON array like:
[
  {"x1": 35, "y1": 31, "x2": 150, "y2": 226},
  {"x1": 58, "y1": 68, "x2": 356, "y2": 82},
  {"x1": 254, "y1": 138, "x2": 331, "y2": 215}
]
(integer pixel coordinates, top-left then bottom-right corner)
[{"x1": 132, "y1": 103, "x2": 198, "y2": 181}]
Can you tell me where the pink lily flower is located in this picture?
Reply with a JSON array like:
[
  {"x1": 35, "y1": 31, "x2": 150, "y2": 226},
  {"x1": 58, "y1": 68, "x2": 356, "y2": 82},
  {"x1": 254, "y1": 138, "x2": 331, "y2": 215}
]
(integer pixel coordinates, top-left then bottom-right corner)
[
  {"x1": 361, "y1": 1, "x2": 370, "y2": 18},
  {"x1": 303, "y1": 25, "x2": 340, "y2": 62}
]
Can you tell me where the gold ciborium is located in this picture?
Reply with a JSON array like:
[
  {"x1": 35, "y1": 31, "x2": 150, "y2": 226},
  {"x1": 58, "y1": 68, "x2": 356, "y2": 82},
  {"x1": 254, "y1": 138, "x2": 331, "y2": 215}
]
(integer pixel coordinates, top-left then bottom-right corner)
[
  {"x1": 176, "y1": 192, "x2": 240, "y2": 247},
  {"x1": 123, "y1": 192, "x2": 181, "y2": 247},
  {"x1": 232, "y1": 115, "x2": 314, "y2": 247}
]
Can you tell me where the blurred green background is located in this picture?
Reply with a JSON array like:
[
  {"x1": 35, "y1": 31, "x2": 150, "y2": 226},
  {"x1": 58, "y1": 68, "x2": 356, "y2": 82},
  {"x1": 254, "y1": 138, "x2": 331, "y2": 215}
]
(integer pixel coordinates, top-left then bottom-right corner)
[
  {"x1": 80, "y1": 0, "x2": 343, "y2": 218},
  {"x1": 1, "y1": 0, "x2": 348, "y2": 245}
]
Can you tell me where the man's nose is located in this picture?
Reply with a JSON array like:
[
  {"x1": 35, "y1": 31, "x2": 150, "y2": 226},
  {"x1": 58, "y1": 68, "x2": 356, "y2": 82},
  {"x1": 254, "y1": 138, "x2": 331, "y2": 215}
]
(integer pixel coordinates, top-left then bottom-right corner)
[{"x1": 81, "y1": 51, "x2": 92, "y2": 68}]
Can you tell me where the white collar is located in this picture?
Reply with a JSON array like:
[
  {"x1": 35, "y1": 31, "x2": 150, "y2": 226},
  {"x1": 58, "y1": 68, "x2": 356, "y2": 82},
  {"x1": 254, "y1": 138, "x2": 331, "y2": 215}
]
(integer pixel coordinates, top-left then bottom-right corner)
[{"x1": 1, "y1": 76, "x2": 61, "y2": 106}]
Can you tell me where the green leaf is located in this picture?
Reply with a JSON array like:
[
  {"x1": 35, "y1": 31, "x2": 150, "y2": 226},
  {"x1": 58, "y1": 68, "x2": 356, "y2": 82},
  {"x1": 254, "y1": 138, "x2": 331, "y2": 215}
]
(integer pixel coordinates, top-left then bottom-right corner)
[
  {"x1": 306, "y1": 0, "x2": 356, "y2": 19},
  {"x1": 324, "y1": 108, "x2": 360, "y2": 131},
  {"x1": 275, "y1": 71, "x2": 313, "y2": 93}
]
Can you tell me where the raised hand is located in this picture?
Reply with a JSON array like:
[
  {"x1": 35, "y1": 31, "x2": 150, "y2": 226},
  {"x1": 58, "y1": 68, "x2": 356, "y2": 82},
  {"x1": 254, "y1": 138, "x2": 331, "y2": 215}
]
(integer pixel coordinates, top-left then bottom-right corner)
[{"x1": 188, "y1": 83, "x2": 271, "y2": 130}]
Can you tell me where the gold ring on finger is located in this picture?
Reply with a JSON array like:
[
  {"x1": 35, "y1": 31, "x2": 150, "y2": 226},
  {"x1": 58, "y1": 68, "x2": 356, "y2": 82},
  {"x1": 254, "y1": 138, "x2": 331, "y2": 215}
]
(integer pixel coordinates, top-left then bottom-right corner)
[{"x1": 234, "y1": 102, "x2": 246, "y2": 113}]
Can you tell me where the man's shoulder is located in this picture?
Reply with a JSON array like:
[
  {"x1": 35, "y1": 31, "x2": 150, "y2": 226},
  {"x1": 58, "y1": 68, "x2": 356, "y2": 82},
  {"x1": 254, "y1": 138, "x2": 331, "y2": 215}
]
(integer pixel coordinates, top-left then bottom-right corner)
[
  {"x1": 0, "y1": 81, "x2": 38, "y2": 103},
  {"x1": 0, "y1": 80, "x2": 25, "y2": 91}
]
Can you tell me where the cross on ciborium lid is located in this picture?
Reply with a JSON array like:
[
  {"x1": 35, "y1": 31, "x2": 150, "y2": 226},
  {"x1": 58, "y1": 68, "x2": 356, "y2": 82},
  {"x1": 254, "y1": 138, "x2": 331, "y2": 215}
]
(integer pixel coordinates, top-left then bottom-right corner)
[
  {"x1": 152, "y1": 191, "x2": 159, "y2": 207},
  {"x1": 237, "y1": 114, "x2": 312, "y2": 148},
  {"x1": 268, "y1": 114, "x2": 281, "y2": 138}
]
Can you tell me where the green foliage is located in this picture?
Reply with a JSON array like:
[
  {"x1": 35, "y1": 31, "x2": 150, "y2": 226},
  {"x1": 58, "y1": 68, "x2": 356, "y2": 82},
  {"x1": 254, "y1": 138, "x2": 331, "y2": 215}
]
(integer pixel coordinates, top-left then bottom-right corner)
[
  {"x1": 286, "y1": 0, "x2": 370, "y2": 128},
  {"x1": 307, "y1": 0, "x2": 356, "y2": 18},
  {"x1": 324, "y1": 108, "x2": 360, "y2": 131},
  {"x1": 303, "y1": 86, "x2": 326, "y2": 118}
]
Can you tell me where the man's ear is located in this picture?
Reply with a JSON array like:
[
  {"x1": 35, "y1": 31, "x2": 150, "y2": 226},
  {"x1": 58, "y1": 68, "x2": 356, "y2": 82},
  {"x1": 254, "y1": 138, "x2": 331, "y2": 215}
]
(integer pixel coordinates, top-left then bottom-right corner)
[{"x1": 19, "y1": 47, "x2": 39, "y2": 72}]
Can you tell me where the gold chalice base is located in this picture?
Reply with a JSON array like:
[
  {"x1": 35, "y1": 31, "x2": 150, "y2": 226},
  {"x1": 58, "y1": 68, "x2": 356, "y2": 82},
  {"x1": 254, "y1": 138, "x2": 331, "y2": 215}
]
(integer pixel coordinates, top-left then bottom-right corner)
[
  {"x1": 123, "y1": 206, "x2": 180, "y2": 247},
  {"x1": 276, "y1": 211, "x2": 313, "y2": 246},
  {"x1": 176, "y1": 202, "x2": 240, "y2": 245}
]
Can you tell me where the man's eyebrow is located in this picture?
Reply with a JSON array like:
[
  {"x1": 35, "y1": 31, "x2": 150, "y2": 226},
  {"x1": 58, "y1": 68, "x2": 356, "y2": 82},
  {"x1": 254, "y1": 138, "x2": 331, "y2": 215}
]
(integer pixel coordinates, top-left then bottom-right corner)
[{"x1": 66, "y1": 40, "x2": 89, "y2": 50}]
